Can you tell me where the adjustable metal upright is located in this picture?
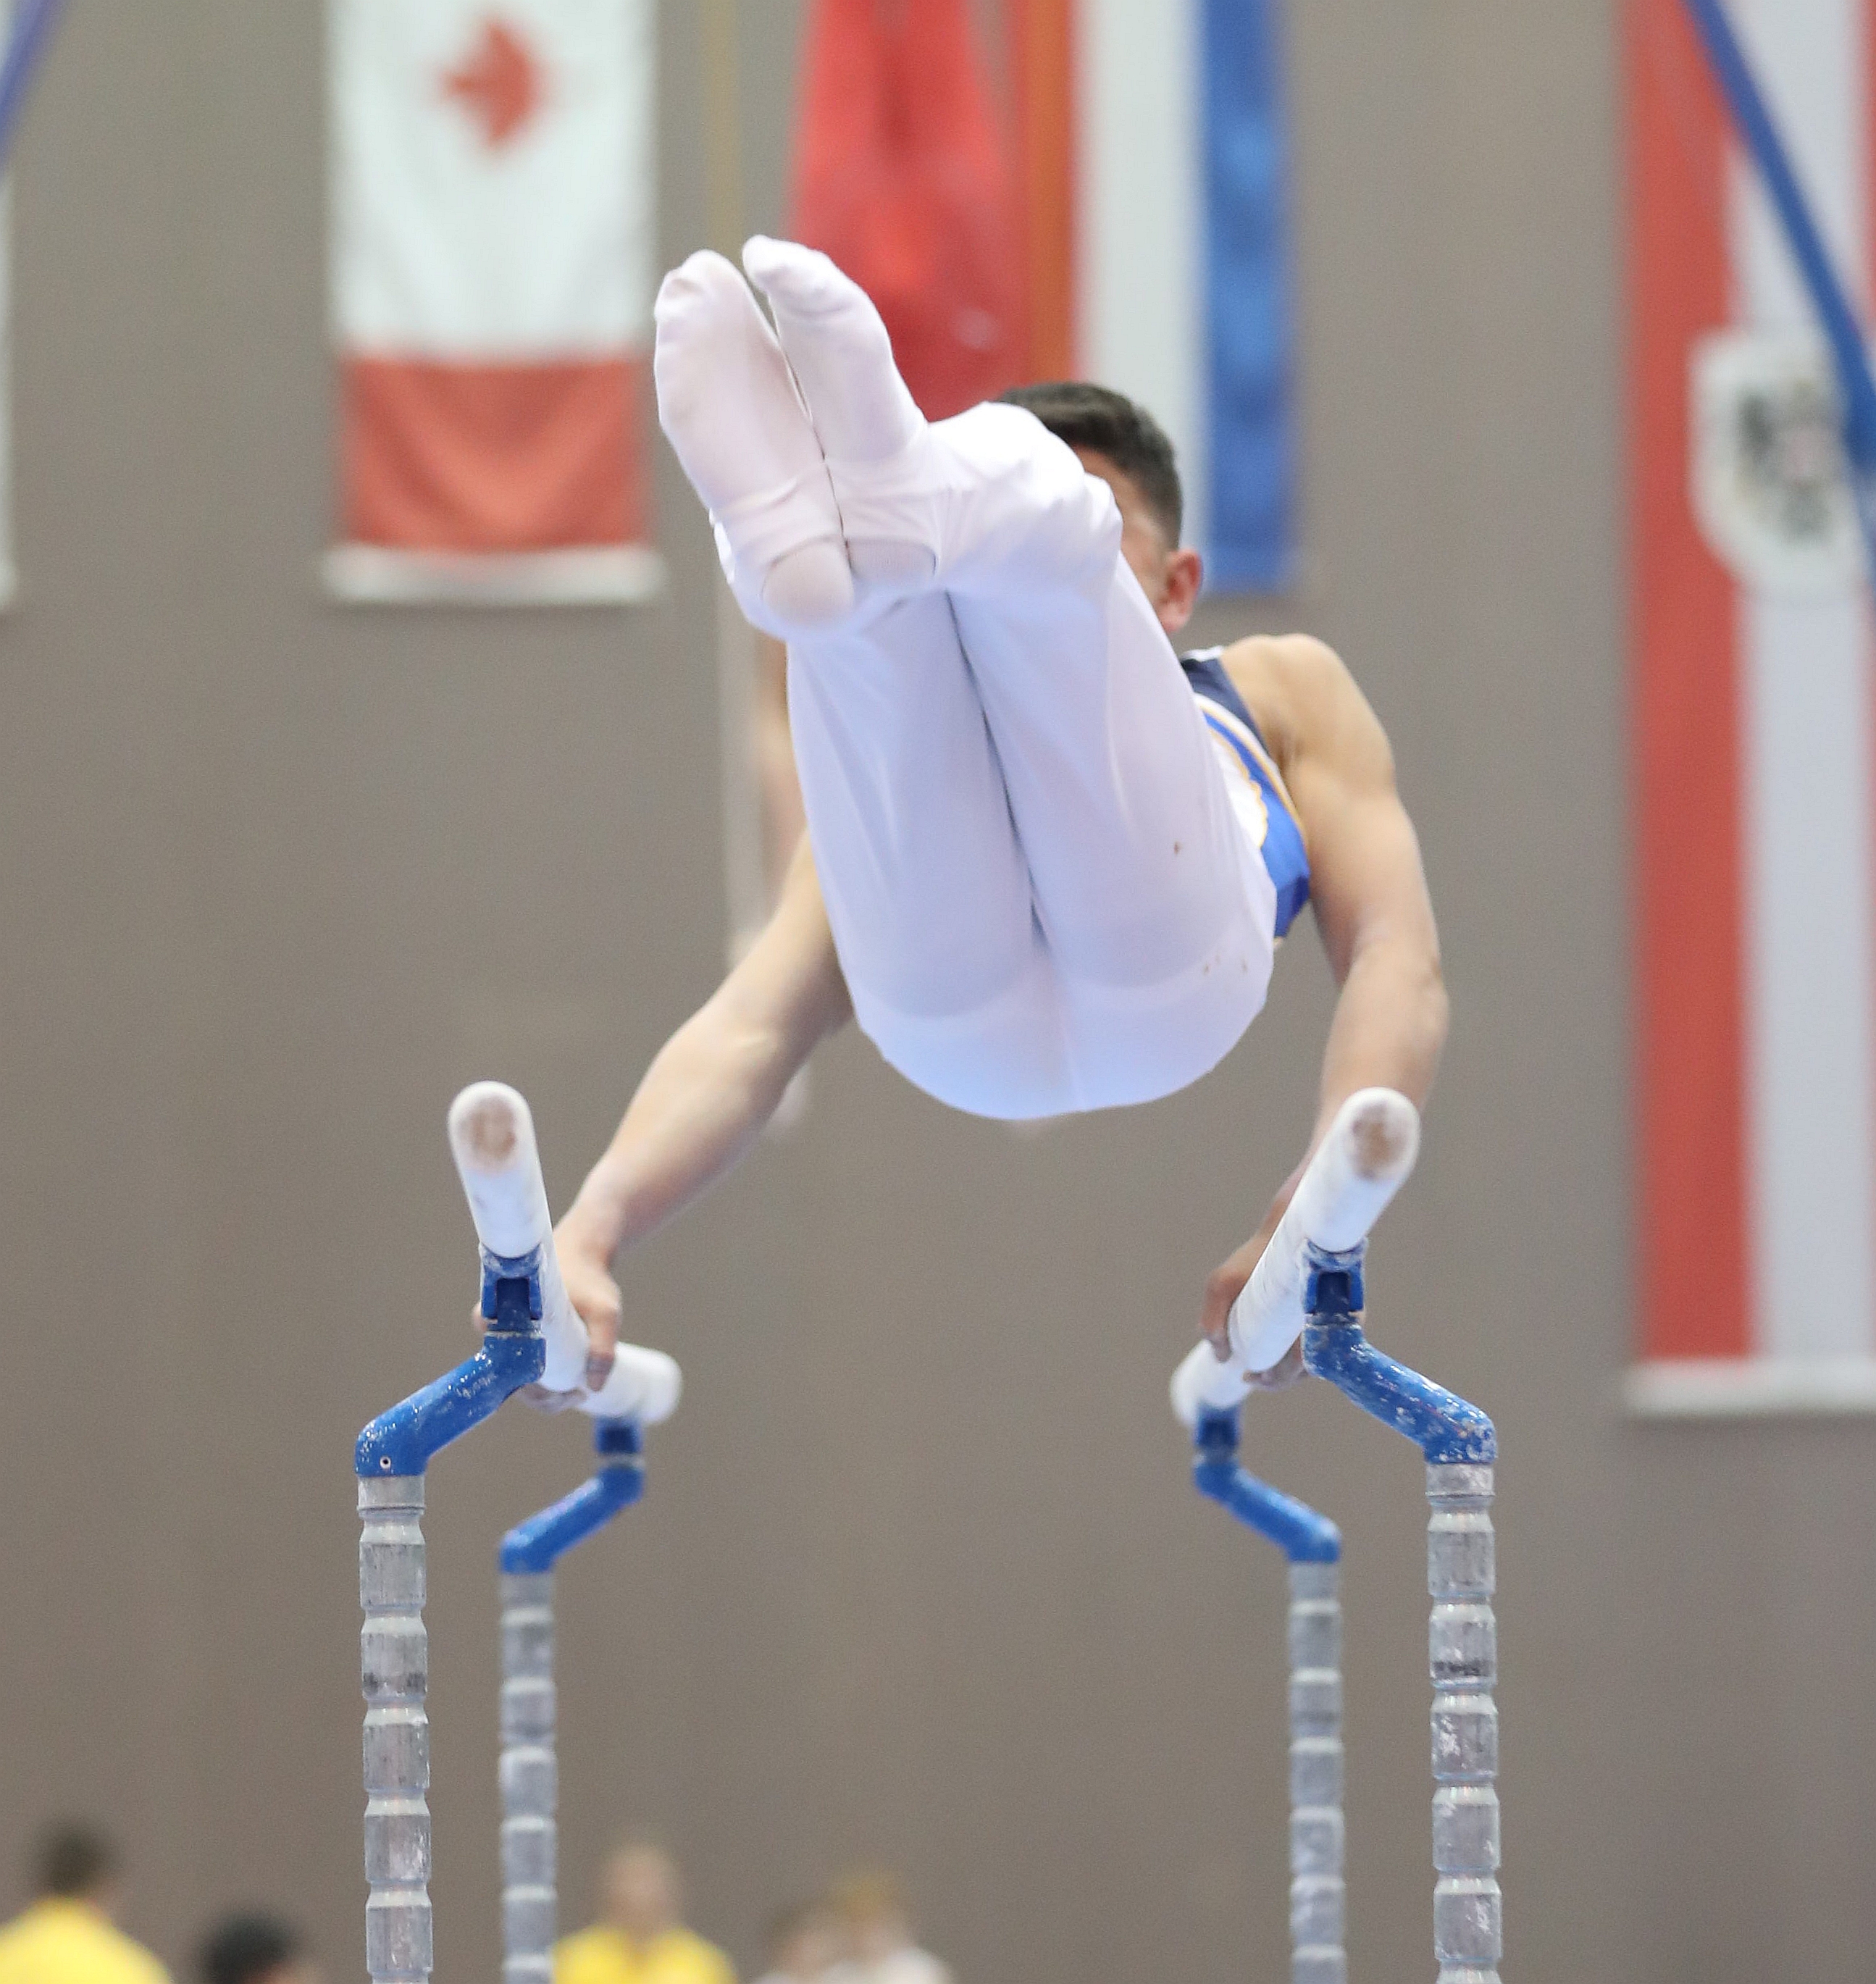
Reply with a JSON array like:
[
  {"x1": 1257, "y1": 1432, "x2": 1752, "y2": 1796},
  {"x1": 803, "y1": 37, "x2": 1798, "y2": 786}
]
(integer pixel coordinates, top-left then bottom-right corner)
[
  {"x1": 355, "y1": 1251, "x2": 557, "y2": 1984},
  {"x1": 1302, "y1": 1246, "x2": 1500, "y2": 1984},
  {"x1": 353, "y1": 1081, "x2": 682, "y2": 1984},
  {"x1": 497, "y1": 1420, "x2": 648, "y2": 1984},
  {"x1": 1171, "y1": 1089, "x2": 1499, "y2": 1982},
  {"x1": 1192, "y1": 1411, "x2": 1346, "y2": 1984}
]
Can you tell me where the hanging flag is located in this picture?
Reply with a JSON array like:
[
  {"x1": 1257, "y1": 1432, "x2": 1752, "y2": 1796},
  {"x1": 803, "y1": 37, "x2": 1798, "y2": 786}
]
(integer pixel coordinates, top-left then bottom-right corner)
[
  {"x1": 1626, "y1": 0, "x2": 1876, "y2": 1413},
  {"x1": 1010, "y1": 0, "x2": 1075, "y2": 385},
  {"x1": 788, "y1": 0, "x2": 1024, "y2": 422},
  {"x1": 328, "y1": 0, "x2": 661, "y2": 603},
  {"x1": 1010, "y1": 0, "x2": 1296, "y2": 592}
]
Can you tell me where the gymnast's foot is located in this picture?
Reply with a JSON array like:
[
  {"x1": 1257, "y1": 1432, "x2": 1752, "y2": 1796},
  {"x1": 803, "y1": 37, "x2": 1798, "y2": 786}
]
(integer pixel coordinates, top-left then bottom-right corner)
[
  {"x1": 742, "y1": 235, "x2": 942, "y2": 593},
  {"x1": 653, "y1": 249, "x2": 854, "y2": 633}
]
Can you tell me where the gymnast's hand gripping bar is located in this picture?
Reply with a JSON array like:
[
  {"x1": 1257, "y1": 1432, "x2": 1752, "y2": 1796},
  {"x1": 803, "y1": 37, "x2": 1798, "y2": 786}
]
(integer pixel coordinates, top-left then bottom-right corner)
[
  {"x1": 448, "y1": 1082, "x2": 682, "y2": 1422},
  {"x1": 354, "y1": 1084, "x2": 682, "y2": 1984},
  {"x1": 1171, "y1": 1089, "x2": 1502, "y2": 1983},
  {"x1": 1171, "y1": 1089, "x2": 1422, "y2": 1426},
  {"x1": 1192, "y1": 1411, "x2": 1346, "y2": 1984},
  {"x1": 498, "y1": 1420, "x2": 649, "y2": 1984}
]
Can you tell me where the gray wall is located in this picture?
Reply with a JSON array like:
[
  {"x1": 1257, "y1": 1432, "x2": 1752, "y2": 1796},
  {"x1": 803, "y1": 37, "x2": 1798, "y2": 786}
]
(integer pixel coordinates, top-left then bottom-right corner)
[{"x1": 0, "y1": 4, "x2": 1867, "y2": 1982}]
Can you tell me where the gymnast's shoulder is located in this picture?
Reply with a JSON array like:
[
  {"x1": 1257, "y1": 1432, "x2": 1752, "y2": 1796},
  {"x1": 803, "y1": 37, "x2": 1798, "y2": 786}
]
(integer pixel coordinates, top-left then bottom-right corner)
[{"x1": 1215, "y1": 633, "x2": 1375, "y2": 774}]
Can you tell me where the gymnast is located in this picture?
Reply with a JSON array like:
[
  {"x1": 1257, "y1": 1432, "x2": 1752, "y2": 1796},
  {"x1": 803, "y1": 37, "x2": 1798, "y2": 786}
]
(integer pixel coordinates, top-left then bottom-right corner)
[{"x1": 550, "y1": 237, "x2": 1446, "y2": 1393}]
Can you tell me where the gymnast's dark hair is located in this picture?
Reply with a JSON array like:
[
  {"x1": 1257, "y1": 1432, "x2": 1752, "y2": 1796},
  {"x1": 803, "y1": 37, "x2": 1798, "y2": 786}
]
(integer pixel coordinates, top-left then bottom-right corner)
[
  {"x1": 198, "y1": 1914, "x2": 306, "y2": 1984},
  {"x1": 997, "y1": 380, "x2": 1184, "y2": 545}
]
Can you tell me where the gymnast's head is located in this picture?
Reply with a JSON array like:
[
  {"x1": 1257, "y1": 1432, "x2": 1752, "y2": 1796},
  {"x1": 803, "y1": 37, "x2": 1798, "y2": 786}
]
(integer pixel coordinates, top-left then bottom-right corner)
[{"x1": 999, "y1": 380, "x2": 1202, "y2": 637}]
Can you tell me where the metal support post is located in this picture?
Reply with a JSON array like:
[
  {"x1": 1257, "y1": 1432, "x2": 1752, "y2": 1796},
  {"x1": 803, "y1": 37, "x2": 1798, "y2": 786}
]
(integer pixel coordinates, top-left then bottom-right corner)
[
  {"x1": 354, "y1": 1259, "x2": 553, "y2": 1984},
  {"x1": 1302, "y1": 1244, "x2": 1501, "y2": 1984},
  {"x1": 359, "y1": 1473, "x2": 432, "y2": 1984},
  {"x1": 1194, "y1": 1410, "x2": 1346, "y2": 1984},
  {"x1": 498, "y1": 1572, "x2": 554, "y2": 1984},
  {"x1": 497, "y1": 1420, "x2": 646, "y2": 1984},
  {"x1": 1426, "y1": 1460, "x2": 1499, "y2": 1984}
]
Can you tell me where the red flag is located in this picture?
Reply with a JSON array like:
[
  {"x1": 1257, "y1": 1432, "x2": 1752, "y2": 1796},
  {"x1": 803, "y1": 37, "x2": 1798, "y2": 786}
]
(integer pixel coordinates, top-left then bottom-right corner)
[{"x1": 789, "y1": 0, "x2": 1024, "y2": 419}]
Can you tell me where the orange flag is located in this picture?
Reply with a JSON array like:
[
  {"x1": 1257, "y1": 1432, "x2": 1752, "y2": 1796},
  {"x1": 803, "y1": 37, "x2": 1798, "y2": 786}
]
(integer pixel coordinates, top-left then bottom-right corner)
[{"x1": 789, "y1": 0, "x2": 1024, "y2": 419}]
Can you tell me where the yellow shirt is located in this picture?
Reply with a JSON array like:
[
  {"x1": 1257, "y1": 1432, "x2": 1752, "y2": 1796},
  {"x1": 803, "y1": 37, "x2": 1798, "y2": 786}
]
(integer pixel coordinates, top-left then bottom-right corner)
[
  {"x1": 555, "y1": 1925, "x2": 734, "y2": 1984},
  {"x1": 0, "y1": 1901, "x2": 169, "y2": 1984}
]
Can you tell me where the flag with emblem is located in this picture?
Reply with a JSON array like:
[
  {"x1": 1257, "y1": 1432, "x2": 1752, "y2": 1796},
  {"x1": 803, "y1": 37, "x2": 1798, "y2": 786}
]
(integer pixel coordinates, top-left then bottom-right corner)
[
  {"x1": 1627, "y1": 0, "x2": 1876, "y2": 1412},
  {"x1": 328, "y1": 0, "x2": 660, "y2": 603}
]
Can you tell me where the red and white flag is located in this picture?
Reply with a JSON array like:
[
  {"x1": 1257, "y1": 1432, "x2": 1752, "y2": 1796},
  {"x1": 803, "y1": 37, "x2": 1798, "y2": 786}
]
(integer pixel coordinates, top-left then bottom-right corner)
[
  {"x1": 328, "y1": 0, "x2": 660, "y2": 603},
  {"x1": 1629, "y1": 0, "x2": 1876, "y2": 1411}
]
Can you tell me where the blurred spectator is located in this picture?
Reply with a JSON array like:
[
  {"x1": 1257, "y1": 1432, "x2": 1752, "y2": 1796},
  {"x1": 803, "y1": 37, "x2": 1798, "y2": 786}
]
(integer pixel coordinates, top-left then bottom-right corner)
[
  {"x1": 0, "y1": 1825, "x2": 169, "y2": 1984},
  {"x1": 555, "y1": 1838, "x2": 734, "y2": 1984},
  {"x1": 197, "y1": 1916, "x2": 316, "y2": 1984},
  {"x1": 749, "y1": 1901, "x2": 841, "y2": 1984},
  {"x1": 826, "y1": 1875, "x2": 948, "y2": 1984}
]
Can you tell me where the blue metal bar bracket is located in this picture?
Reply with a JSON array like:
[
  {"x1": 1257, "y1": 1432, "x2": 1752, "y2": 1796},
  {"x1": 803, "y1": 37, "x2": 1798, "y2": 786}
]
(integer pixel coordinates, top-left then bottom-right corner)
[
  {"x1": 1301, "y1": 1247, "x2": 1496, "y2": 1465},
  {"x1": 356, "y1": 1252, "x2": 550, "y2": 1480},
  {"x1": 500, "y1": 1420, "x2": 646, "y2": 1575},
  {"x1": 1680, "y1": 0, "x2": 1876, "y2": 565},
  {"x1": 1192, "y1": 1408, "x2": 1341, "y2": 1563}
]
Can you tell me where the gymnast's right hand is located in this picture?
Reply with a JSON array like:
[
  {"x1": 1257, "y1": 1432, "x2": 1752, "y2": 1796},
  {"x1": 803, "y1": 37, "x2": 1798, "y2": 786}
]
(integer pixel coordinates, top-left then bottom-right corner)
[{"x1": 553, "y1": 1210, "x2": 624, "y2": 1399}]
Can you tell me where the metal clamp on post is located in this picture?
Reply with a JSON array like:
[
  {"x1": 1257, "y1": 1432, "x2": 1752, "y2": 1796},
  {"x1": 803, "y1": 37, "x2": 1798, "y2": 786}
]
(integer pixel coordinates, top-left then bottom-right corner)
[
  {"x1": 1192, "y1": 1410, "x2": 1346, "y2": 1984},
  {"x1": 356, "y1": 1084, "x2": 681, "y2": 1984},
  {"x1": 497, "y1": 1419, "x2": 650, "y2": 1984}
]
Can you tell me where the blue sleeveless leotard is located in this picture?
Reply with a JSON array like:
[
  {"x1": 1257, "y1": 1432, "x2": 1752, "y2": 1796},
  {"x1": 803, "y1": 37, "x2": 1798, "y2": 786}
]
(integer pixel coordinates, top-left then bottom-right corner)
[{"x1": 1181, "y1": 648, "x2": 1311, "y2": 939}]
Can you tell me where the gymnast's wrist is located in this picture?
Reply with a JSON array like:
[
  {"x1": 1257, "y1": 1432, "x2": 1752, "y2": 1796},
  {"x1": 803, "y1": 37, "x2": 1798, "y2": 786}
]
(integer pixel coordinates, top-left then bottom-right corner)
[{"x1": 558, "y1": 1179, "x2": 627, "y2": 1266}]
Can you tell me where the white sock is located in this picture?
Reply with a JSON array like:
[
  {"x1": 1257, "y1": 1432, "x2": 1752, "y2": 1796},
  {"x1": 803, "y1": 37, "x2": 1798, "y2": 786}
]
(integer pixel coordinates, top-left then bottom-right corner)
[
  {"x1": 742, "y1": 235, "x2": 941, "y2": 591},
  {"x1": 652, "y1": 249, "x2": 854, "y2": 632}
]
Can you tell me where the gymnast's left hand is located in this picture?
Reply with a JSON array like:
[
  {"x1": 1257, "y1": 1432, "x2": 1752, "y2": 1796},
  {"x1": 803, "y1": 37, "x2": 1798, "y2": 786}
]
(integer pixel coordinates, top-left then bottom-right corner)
[
  {"x1": 468, "y1": 1210, "x2": 623, "y2": 1412},
  {"x1": 1199, "y1": 1176, "x2": 1307, "y2": 1391}
]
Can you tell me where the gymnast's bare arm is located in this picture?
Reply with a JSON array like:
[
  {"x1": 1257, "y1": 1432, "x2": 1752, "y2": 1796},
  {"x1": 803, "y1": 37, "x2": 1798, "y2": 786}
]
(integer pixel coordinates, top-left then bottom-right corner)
[
  {"x1": 1199, "y1": 633, "x2": 1449, "y2": 1381},
  {"x1": 545, "y1": 836, "x2": 850, "y2": 1391}
]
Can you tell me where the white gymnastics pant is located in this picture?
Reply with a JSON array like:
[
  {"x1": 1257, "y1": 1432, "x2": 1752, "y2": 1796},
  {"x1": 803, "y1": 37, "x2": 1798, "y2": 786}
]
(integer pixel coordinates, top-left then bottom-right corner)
[{"x1": 755, "y1": 404, "x2": 1278, "y2": 1120}]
